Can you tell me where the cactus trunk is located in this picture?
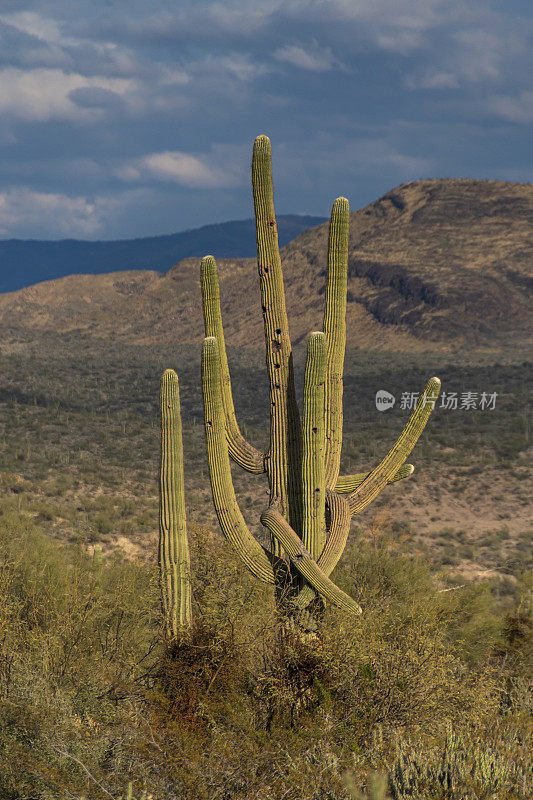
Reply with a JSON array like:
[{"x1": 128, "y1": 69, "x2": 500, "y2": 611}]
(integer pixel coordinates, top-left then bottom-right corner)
[
  {"x1": 159, "y1": 369, "x2": 192, "y2": 639},
  {"x1": 252, "y1": 135, "x2": 303, "y2": 552}
]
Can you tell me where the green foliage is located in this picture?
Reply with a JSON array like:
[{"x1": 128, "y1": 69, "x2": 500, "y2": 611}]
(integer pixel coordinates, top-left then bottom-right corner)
[
  {"x1": 345, "y1": 771, "x2": 388, "y2": 800},
  {"x1": 2, "y1": 508, "x2": 529, "y2": 799},
  {"x1": 345, "y1": 718, "x2": 531, "y2": 800},
  {"x1": 0, "y1": 512, "x2": 160, "y2": 799},
  {"x1": 387, "y1": 720, "x2": 531, "y2": 799}
]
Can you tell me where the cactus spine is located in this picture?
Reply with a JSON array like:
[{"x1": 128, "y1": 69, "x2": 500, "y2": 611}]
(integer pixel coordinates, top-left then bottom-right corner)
[
  {"x1": 158, "y1": 369, "x2": 192, "y2": 638},
  {"x1": 165, "y1": 134, "x2": 441, "y2": 629}
]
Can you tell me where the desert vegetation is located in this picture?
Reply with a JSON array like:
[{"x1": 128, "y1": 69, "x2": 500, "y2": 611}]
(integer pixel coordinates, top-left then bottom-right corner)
[
  {"x1": 0, "y1": 341, "x2": 530, "y2": 800},
  {"x1": 0, "y1": 509, "x2": 530, "y2": 798},
  {"x1": 0, "y1": 138, "x2": 530, "y2": 798}
]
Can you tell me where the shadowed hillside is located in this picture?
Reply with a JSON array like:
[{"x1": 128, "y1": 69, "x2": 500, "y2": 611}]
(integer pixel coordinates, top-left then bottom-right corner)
[{"x1": 0, "y1": 178, "x2": 530, "y2": 358}]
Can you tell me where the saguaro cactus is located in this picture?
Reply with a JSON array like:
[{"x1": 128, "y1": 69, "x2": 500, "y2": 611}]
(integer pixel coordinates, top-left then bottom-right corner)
[
  {"x1": 159, "y1": 369, "x2": 192, "y2": 638},
  {"x1": 195, "y1": 134, "x2": 441, "y2": 626}
]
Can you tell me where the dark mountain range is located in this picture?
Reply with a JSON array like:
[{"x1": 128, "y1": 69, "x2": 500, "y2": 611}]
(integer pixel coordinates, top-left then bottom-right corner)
[{"x1": 0, "y1": 214, "x2": 327, "y2": 293}]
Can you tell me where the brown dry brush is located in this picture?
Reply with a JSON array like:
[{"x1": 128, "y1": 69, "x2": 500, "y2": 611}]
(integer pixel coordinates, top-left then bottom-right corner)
[{"x1": 0, "y1": 510, "x2": 530, "y2": 799}]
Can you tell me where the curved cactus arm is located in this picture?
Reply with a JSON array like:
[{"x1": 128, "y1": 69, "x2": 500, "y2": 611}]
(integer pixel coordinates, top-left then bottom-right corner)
[
  {"x1": 260, "y1": 504, "x2": 362, "y2": 616},
  {"x1": 335, "y1": 463, "x2": 414, "y2": 494},
  {"x1": 159, "y1": 369, "x2": 192, "y2": 638},
  {"x1": 302, "y1": 332, "x2": 327, "y2": 561},
  {"x1": 295, "y1": 490, "x2": 351, "y2": 610},
  {"x1": 348, "y1": 377, "x2": 441, "y2": 515},
  {"x1": 202, "y1": 337, "x2": 275, "y2": 585},
  {"x1": 201, "y1": 255, "x2": 265, "y2": 474},
  {"x1": 323, "y1": 197, "x2": 349, "y2": 490},
  {"x1": 252, "y1": 134, "x2": 302, "y2": 549}
]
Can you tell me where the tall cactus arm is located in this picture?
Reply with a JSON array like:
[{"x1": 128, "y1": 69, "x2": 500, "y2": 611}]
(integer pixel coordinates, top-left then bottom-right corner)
[
  {"x1": 348, "y1": 377, "x2": 441, "y2": 515},
  {"x1": 295, "y1": 490, "x2": 351, "y2": 610},
  {"x1": 200, "y1": 255, "x2": 265, "y2": 474},
  {"x1": 260, "y1": 504, "x2": 362, "y2": 616},
  {"x1": 302, "y1": 332, "x2": 327, "y2": 561},
  {"x1": 202, "y1": 337, "x2": 275, "y2": 585},
  {"x1": 252, "y1": 134, "x2": 303, "y2": 548},
  {"x1": 335, "y1": 463, "x2": 414, "y2": 493},
  {"x1": 159, "y1": 369, "x2": 192, "y2": 638},
  {"x1": 323, "y1": 197, "x2": 349, "y2": 490}
]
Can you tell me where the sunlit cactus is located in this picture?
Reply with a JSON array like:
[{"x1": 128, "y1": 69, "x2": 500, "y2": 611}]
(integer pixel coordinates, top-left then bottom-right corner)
[
  {"x1": 158, "y1": 368, "x2": 192, "y2": 639},
  {"x1": 164, "y1": 134, "x2": 441, "y2": 629}
]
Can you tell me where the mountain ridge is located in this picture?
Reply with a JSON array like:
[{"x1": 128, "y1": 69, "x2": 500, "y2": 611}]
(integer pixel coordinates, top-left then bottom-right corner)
[
  {"x1": 0, "y1": 214, "x2": 327, "y2": 293},
  {"x1": 0, "y1": 178, "x2": 530, "y2": 358}
]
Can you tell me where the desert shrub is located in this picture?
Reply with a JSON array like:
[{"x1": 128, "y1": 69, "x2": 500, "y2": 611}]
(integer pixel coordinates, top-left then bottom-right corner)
[
  {"x1": 437, "y1": 581, "x2": 504, "y2": 665},
  {"x1": 495, "y1": 571, "x2": 533, "y2": 680},
  {"x1": 0, "y1": 512, "x2": 527, "y2": 799},
  {"x1": 386, "y1": 719, "x2": 531, "y2": 799},
  {"x1": 0, "y1": 511, "x2": 160, "y2": 798}
]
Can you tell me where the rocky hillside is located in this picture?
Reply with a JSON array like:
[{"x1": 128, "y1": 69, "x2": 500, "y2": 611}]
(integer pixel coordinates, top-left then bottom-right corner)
[{"x1": 0, "y1": 179, "x2": 530, "y2": 357}]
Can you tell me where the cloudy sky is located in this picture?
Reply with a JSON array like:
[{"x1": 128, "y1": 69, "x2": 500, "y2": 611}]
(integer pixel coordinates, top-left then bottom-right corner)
[{"x1": 0, "y1": 0, "x2": 531, "y2": 239}]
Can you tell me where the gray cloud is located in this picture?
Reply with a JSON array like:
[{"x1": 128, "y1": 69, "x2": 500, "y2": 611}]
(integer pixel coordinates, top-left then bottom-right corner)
[
  {"x1": 0, "y1": 0, "x2": 530, "y2": 238},
  {"x1": 115, "y1": 147, "x2": 246, "y2": 189},
  {"x1": 0, "y1": 186, "x2": 116, "y2": 237},
  {"x1": 490, "y1": 91, "x2": 533, "y2": 123},
  {"x1": 69, "y1": 86, "x2": 125, "y2": 110},
  {"x1": 274, "y1": 42, "x2": 343, "y2": 71}
]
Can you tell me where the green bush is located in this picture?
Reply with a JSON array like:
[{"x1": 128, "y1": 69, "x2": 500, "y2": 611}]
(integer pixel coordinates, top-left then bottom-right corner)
[
  {"x1": 387, "y1": 719, "x2": 531, "y2": 799},
  {"x1": 0, "y1": 513, "x2": 529, "y2": 799}
]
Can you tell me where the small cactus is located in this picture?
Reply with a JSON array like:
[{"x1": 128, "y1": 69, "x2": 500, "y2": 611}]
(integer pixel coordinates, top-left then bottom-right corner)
[
  {"x1": 387, "y1": 720, "x2": 531, "y2": 799},
  {"x1": 344, "y1": 771, "x2": 389, "y2": 800},
  {"x1": 158, "y1": 368, "x2": 192, "y2": 639},
  {"x1": 124, "y1": 782, "x2": 151, "y2": 800},
  {"x1": 92, "y1": 544, "x2": 103, "y2": 570}
]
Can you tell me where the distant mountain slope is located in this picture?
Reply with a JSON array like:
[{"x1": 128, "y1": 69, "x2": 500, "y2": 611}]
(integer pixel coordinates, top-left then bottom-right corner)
[
  {"x1": 0, "y1": 179, "x2": 530, "y2": 356},
  {"x1": 0, "y1": 214, "x2": 327, "y2": 293},
  {"x1": 281, "y1": 178, "x2": 533, "y2": 346}
]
